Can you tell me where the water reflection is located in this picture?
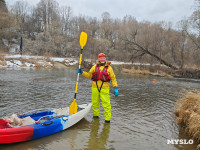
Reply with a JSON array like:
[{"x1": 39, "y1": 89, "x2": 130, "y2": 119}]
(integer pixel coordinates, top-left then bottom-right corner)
[
  {"x1": 173, "y1": 127, "x2": 198, "y2": 150},
  {"x1": 0, "y1": 118, "x2": 90, "y2": 150},
  {"x1": 87, "y1": 118, "x2": 111, "y2": 150},
  {"x1": 0, "y1": 69, "x2": 200, "y2": 150}
]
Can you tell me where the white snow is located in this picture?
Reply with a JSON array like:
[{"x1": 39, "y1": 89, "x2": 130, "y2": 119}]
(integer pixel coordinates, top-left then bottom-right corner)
[
  {"x1": 5, "y1": 55, "x2": 22, "y2": 59},
  {"x1": 13, "y1": 60, "x2": 22, "y2": 66},
  {"x1": 50, "y1": 57, "x2": 65, "y2": 62},
  {"x1": 110, "y1": 61, "x2": 151, "y2": 66},
  {"x1": 47, "y1": 62, "x2": 53, "y2": 66},
  {"x1": 6, "y1": 61, "x2": 14, "y2": 66},
  {"x1": 110, "y1": 61, "x2": 131, "y2": 65},
  {"x1": 65, "y1": 59, "x2": 70, "y2": 63},
  {"x1": 1, "y1": 54, "x2": 149, "y2": 70},
  {"x1": 6, "y1": 60, "x2": 21, "y2": 68},
  {"x1": 25, "y1": 62, "x2": 35, "y2": 67},
  {"x1": 4, "y1": 55, "x2": 45, "y2": 60},
  {"x1": 68, "y1": 60, "x2": 78, "y2": 66}
]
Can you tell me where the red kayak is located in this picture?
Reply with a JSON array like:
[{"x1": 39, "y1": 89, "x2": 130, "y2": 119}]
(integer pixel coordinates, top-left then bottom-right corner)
[{"x1": 0, "y1": 103, "x2": 91, "y2": 144}]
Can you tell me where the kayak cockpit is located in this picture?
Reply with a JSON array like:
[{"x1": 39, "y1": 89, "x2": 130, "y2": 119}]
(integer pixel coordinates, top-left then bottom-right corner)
[{"x1": 0, "y1": 106, "x2": 84, "y2": 128}]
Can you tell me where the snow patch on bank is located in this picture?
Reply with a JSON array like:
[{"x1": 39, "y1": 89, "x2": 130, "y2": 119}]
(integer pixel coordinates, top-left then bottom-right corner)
[
  {"x1": 50, "y1": 57, "x2": 65, "y2": 62},
  {"x1": 25, "y1": 62, "x2": 35, "y2": 67},
  {"x1": 4, "y1": 55, "x2": 45, "y2": 60},
  {"x1": 0, "y1": 54, "x2": 79, "y2": 70},
  {"x1": 110, "y1": 61, "x2": 151, "y2": 66},
  {"x1": 0, "y1": 54, "x2": 147, "y2": 70},
  {"x1": 13, "y1": 60, "x2": 22, "y2": 66}
]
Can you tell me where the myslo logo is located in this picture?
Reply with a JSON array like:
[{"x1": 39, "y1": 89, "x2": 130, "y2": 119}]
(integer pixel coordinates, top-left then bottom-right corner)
[{"x1": 167, "y1": 139, "x2": 193, "y2": 145}]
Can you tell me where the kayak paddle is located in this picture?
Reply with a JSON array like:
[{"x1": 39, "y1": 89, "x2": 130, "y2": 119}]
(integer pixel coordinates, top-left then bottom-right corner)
[{"x1": 69, "y1": 32, "x2": 87, "y2": 115}]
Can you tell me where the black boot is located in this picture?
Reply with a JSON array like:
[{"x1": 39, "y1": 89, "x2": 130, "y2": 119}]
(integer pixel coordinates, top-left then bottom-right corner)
[{"x1": 105, "y1": 120, "x2": 110, "y2": 123}]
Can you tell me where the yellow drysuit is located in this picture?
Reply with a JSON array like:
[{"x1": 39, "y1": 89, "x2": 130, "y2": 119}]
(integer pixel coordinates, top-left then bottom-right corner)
[{"x1": 82, "y1": 62, "x2": 118, "y2": 121}]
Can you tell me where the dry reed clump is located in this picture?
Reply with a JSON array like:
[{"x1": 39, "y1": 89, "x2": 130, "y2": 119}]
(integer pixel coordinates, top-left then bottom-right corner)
[
  {"x1": 174, "y1": 91, "x2": 200, "y2": 143},
  {"x1": 0, "y1": 60, "x2": 7, "y2": 66},
  {"x1": 153, "y1": 70, "x2": 173, "y2": 78},
  {"x1": 122, "y1": 66, "x2": 173, "y2": 77},
  {"x1": 184, "y1": 64, "x2": 200, "y2": 70},
  {"x1": 0, "y1": 55, "x2": 4, "y2": 61}
]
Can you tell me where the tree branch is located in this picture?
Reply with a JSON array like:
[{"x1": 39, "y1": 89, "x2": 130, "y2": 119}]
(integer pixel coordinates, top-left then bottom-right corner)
[{"x1": 123, "y1": 34, "x2": 178, "y2": 70}]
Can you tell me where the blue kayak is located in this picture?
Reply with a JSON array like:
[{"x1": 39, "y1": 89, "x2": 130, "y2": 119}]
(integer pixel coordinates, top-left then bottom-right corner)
[{"x1": 0, "y1": 103, "x2": 92, "y2": 144}]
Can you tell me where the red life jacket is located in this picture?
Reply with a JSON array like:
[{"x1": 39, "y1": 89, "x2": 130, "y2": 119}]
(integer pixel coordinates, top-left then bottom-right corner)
[
  {"x1": 0, "y1": 119, "x2": 10, "y2": 129},
  {"x1": 92, "y1": 64, "x2": 111, "y2": 83}
]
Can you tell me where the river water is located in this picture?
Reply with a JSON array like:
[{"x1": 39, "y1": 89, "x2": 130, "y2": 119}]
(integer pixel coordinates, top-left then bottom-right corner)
[{"x1": 0, "y1": 68, "x2": 200, "y2": 150}]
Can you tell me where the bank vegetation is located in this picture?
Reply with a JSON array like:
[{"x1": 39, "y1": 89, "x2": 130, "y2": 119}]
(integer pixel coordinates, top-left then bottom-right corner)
[
  {"x1": 0, "y1": 0, "x2": 200, "y2": 78},
  {"x1": 174, "y1": 90, "x2": 200, "y2": 149}
]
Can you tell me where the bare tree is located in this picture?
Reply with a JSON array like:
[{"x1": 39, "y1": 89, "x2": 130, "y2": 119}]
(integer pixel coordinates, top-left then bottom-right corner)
[
  {"x1": 11, "y1": 0, "x2": 29, "y2": 32},
  {"x1": 60, "y1": 6, "x2": 72, "y2": 35},
  {"x1": 1, "y1": 0, "x2": 199, "y2": 71},
  {"x1": 121, "y1": 22, "x2": 178, "y2": 69},
  {"x1": 36, "y1": 0, "x2": 59, "y2": 31}
]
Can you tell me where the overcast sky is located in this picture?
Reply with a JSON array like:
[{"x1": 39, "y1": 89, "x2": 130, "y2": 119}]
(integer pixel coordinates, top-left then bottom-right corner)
[{"x1": 5, "y1": 0, "x2": 194, "y2": 25}]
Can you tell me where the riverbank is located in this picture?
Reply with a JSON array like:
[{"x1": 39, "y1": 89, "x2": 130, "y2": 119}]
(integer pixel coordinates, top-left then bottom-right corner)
[
  {"x1": 119, "y1": 64, "x2": 173, "y2": 78},
  {"x1": 0, "y1": 54, "x2": 174, "y2": 78},
  {"x1": 0, "y1": 54, "x2": 78, "y2": 69},
  {"x1": 120, "y1": 64, "x2": 200, "y2": 79},
  {"x1": 0, "y1": 54, "x2": 132, "y2": 70},
  {"x1": 0, "y1": 54, "x2": 200, "y2": 79},
  {"x1": 174, "y1": 90, "x2": 200, "y2": 149}
]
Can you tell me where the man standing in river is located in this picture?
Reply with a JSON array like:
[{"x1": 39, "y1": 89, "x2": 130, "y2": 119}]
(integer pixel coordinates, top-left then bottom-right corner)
[{"x1": 77, "y1": 53, "x2": 119, "y2": 123}]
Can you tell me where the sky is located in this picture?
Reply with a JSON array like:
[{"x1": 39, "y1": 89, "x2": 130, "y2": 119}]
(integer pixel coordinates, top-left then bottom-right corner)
[{"x1": 5, "y1": 0, "x2": 195, "y2": 25}]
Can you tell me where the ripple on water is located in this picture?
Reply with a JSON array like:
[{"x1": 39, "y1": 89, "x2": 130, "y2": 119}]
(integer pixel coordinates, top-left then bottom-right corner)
[{"x1": 0, "y1": 70, "x2": 199, "y2": 150}]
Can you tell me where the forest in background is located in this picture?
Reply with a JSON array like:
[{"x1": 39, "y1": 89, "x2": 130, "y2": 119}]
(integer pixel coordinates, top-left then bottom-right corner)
[{"x1": 0, "y1": 0, "x2": 200, "y2": 71}]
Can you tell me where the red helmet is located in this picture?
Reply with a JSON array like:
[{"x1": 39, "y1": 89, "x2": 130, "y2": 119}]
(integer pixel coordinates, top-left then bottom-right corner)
[{"x1": 98, "y1": 53, "x2": 106, "y2": 58}]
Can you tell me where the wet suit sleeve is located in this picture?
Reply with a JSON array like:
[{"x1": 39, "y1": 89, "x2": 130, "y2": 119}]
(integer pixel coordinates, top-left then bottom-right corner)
[
  {"x1": 82, "y1": 64, "x2": 96, "y2": 79},
  {"x1": 109, "y1": 66, "x2": 118, "y2": 87}
]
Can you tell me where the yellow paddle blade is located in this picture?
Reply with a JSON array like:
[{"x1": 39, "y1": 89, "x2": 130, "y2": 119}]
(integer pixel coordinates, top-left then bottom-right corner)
[
  {"x1": 69, "y1": 100, "x2": 78, "y2": 115},
  {"x1": 80, "y1": 32, "x2": 87, "y2": 49}
]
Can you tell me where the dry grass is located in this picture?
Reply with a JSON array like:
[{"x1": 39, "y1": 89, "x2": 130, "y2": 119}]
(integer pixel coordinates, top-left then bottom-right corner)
[
  {"x1": 35, "y1": 61, "x2": 54, "y2": 69},
  {"x1": 122, "y1": 64, "x2": 175, "y2": 78},
  {"x1": 122, "y1": 66, "x2": 173, "y2": 77},
  {"x1": 122, "y1": 67, "x2": 150, "y2": 75},
  {"x1": 184, "y1": 64, "x2": 200, "y2": 70},
  {"x1": 0, "y1": 60, "x2": 7, "y2": 66},
  {"x1": 0, "y1": 52, "x2": 5, "y2": 61},
  {"x1": 0, "y1": 53, "x2": 6, "y2": 66},
  {"x1": 174, "y1": 90, "x2": 200, "y2": 144},
  {"x1": 151, "y1": 70, "x2": 173, "y2": 78},
  {"x1": 0, "y1": 55, "x2": 4, "y2": 61},
  {"x1": 0, "y1": 55, "x2": 56, "y2": 69}
]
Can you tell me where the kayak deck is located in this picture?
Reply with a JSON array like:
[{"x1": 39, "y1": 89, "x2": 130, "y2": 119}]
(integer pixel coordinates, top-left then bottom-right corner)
[{"x1": 0, "y1": 103, "x2": 92, "y2": 144}]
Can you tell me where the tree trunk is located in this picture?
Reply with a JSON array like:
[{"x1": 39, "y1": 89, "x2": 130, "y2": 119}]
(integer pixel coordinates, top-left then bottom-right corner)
[{"x1": 146, "y1": 50, "x2": 178, "y2": 70}]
